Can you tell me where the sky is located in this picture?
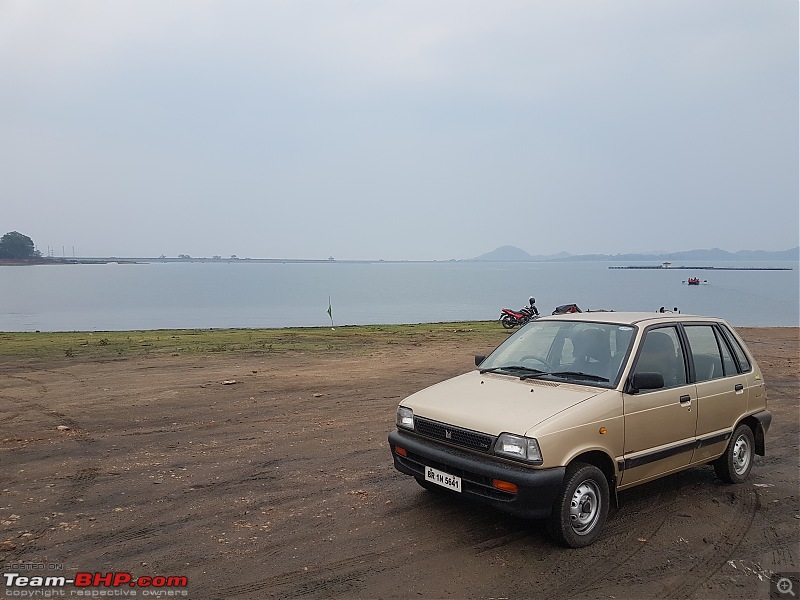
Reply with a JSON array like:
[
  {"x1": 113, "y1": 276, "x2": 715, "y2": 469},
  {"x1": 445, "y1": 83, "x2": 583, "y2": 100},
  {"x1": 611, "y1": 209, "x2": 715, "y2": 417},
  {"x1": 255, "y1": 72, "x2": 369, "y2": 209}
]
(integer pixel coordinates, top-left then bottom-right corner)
[{"x1": 1, "y1": 1, "x2": 798, "y2": 261}]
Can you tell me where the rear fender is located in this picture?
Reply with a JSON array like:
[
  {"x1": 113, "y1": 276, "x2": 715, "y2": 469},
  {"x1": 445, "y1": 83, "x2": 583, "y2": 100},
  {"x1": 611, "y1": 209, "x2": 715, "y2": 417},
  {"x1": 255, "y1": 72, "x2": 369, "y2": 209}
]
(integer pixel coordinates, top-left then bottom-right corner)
[{"x1": 743, "y1": 411, "x2": 772, "y2": 456}]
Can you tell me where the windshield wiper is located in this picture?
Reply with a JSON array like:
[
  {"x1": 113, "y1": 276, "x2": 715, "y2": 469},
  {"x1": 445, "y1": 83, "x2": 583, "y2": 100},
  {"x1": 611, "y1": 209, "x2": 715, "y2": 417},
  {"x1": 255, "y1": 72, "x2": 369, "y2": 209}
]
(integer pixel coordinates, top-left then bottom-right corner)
[
  {"x1": 537, "y1": 371, "x2": 609, "y2": 382},
  {"x1": 479, "y1": 365, "x2": 546, "y2": 376}
]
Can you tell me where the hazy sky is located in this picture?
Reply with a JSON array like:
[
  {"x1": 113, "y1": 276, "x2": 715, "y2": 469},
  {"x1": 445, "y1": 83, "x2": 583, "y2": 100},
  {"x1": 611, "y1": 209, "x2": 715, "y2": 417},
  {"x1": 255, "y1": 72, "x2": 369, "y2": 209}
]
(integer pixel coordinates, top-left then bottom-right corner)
[{"x1": 2, "y1": 1, "x2": 798, "y2": 260}]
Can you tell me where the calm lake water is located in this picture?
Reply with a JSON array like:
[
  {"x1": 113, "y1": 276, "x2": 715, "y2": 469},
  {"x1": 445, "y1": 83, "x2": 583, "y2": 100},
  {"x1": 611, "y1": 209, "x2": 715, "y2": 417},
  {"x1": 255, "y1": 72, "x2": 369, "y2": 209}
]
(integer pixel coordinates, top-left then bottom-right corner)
[{"x1": 0, "y1": 261, "x2": 797, "y2": 332}]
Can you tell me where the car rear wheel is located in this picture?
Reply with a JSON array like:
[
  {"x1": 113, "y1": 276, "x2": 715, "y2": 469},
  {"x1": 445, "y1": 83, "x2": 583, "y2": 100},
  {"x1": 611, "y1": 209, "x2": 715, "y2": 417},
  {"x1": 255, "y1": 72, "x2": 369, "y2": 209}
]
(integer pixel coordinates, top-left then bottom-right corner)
[
  {"x1": 547, "y1": 462, "x2": 609, "y2": 548},
  {"x1": 714, "y1": 423, "x2": 755, "y2": 484}
]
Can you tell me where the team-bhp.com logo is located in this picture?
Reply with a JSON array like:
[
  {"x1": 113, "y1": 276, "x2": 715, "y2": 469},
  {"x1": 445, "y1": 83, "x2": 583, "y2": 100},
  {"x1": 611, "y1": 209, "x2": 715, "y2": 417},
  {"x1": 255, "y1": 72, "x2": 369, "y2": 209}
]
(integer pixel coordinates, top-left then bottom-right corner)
[{"x1": 3, "y1": 571, "x2": 189, "y2": 596}]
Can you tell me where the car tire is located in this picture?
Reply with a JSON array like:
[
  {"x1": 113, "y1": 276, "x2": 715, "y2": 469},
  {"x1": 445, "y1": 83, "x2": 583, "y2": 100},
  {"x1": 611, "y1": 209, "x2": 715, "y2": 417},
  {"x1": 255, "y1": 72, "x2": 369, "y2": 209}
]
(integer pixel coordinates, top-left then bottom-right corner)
[
  {"x1": 714, "y1": 423, "x2": 755, "y2": 484},
  {"x1": 547, "y1": 462, "x2": 609, "y2": 548}
]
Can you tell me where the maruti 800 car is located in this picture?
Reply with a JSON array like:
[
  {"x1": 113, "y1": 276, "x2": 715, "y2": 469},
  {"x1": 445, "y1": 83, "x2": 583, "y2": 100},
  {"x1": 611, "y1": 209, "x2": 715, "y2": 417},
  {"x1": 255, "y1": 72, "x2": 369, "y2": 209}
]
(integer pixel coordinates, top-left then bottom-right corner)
[{"x1": 388, "y1": 312, "x2": 771, "y2": 547}]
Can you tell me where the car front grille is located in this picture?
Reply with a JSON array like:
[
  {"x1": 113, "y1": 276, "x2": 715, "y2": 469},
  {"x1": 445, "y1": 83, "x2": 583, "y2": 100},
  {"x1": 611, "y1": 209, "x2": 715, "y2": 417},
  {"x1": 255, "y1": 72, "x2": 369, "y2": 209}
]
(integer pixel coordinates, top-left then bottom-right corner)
[{"x1": 414, "y1": 417, "x2": 494, "y2": 453}]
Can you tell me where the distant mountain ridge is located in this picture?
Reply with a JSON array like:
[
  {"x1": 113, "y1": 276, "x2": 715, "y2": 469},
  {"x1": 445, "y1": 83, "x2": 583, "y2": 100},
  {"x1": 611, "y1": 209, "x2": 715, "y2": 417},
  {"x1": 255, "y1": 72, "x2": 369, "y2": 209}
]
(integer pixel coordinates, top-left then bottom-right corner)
[
  {"x1": 473, "y1": 245, "x2": 571, "y2": 262},
  {"x1": 472, "y1": 245, "x2": 800, "y2": 262}
]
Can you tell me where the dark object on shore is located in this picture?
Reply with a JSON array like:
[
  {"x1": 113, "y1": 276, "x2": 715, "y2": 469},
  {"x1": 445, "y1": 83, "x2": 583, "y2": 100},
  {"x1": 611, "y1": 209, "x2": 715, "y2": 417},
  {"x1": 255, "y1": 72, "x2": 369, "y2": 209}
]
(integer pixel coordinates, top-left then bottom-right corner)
[{"x1": 552, "y1": 303, "x2": 582, "y2": 315}]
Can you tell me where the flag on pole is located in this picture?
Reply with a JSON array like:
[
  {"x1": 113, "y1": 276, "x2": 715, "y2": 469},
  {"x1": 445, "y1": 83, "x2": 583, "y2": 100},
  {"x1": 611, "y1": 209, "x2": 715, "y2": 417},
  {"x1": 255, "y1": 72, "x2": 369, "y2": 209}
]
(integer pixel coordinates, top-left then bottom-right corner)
[{"x1": 327, "y1": 296, "x2": 334, "y2": 327}]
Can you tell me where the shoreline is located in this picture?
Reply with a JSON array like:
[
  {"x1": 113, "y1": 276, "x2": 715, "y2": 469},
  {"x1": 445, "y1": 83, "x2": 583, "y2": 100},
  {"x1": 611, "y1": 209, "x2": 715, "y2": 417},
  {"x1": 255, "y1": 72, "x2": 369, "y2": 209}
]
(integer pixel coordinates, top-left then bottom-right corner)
[
  {"x1": 0, "y1": 321, "x2": 506, "y2": 360},
  {"x1": 1, "y1": 322, "x2": 796, "y2": 361},
  {"x1": 3, "y1": 255, "x2": 798, "y2": 267}
]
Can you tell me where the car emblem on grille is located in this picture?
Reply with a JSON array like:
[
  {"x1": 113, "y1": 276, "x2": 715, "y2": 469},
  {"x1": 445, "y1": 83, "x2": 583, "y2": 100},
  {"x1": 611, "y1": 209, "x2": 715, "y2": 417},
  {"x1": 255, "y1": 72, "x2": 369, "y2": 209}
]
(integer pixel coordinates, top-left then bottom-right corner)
[{"x1": 445, "y1": 430, "x2": 452, "y2": 439}]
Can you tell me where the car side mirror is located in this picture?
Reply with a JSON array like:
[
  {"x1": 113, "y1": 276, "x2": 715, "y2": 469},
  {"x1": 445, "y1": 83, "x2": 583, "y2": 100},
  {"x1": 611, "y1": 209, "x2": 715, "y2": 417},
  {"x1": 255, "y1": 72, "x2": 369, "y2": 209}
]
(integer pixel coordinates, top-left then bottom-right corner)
[
  {"x1": 629, "y1": 372, "x2": 664, "y2": 393},
  {"x1": 475, "y1": 355, "x2": 486, "y2": 367}
]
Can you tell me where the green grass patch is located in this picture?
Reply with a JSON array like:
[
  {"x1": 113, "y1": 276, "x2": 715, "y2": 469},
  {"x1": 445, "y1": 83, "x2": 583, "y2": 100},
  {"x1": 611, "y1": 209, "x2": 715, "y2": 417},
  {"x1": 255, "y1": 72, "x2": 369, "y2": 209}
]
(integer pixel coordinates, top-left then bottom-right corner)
[{"x1": 0, "y1": 322, "x2": 511, "y2": 360}]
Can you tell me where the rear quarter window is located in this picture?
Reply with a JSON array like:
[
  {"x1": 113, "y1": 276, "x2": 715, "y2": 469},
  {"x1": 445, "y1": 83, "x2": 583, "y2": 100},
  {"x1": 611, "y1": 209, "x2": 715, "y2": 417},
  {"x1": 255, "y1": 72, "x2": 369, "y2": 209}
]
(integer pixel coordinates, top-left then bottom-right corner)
[{"x1": 720, "y1": 324, "x2": 752, "y2": 372}]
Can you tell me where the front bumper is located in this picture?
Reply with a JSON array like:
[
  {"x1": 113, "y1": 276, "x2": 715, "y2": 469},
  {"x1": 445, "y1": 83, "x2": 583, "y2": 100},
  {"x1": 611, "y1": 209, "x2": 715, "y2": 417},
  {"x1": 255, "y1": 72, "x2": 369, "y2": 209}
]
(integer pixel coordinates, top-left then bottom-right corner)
[{"x1": 388, "y1": 428, "x2": 565, "y2": 519}]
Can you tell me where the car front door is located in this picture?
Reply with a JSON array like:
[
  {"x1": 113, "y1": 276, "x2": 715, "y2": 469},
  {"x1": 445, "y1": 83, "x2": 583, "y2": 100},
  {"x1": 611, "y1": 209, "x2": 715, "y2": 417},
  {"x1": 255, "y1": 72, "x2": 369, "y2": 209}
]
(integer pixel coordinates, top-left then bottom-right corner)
[{"x1": 620, "y1": 326, "x2": 698, "y2": 487}]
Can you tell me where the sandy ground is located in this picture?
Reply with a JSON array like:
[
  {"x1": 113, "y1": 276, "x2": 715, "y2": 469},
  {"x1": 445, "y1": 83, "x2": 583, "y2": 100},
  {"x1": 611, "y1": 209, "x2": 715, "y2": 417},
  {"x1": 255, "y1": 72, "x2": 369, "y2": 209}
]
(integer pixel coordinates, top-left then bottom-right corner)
[{"x1": 1, "y1": 327, "x2": 797, "y2": 600}]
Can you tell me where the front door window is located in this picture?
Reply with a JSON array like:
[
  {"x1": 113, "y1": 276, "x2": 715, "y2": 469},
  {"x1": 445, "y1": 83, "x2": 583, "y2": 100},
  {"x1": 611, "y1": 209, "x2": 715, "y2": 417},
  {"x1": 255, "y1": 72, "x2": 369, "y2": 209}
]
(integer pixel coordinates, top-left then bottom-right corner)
[{"x1": 631, "y1": 327, "x2": 687, "y2": 388}]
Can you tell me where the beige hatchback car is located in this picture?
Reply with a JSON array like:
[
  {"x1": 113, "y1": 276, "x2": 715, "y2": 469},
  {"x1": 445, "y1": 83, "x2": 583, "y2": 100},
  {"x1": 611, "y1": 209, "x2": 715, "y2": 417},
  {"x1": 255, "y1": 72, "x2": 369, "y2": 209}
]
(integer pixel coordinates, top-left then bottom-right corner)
[{"x1": 388, "y1": 312, "x2": 771, "y2": 547}]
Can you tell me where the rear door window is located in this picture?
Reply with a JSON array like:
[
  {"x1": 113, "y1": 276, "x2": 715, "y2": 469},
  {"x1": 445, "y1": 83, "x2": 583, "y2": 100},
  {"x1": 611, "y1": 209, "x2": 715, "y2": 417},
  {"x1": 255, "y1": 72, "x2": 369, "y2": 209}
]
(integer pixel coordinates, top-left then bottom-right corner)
[
  {"x1": 714, "y1": 328, "x2": 738, "y2": 376},
  {"x1": 684, "y1": 325, "x2": 725, "y2": 382}
]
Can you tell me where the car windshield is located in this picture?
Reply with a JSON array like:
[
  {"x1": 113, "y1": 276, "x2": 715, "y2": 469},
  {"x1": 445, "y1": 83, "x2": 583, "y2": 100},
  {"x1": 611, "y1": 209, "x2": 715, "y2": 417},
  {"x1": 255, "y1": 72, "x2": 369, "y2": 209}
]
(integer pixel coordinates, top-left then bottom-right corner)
[{"x1": 479, "y1": 319, "x2": 637, "y2": 388}]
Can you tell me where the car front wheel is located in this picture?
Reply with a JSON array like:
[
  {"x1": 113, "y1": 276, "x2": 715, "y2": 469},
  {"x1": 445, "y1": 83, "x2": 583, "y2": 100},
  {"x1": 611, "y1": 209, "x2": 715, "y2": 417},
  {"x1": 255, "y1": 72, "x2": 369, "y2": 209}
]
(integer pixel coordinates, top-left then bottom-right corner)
[
  {"x1": 547, "y1": 462, "x2": 609, "y2": 548},
  {"x1": 714, "y1": 423, "x2": 755, "y2": 484}
]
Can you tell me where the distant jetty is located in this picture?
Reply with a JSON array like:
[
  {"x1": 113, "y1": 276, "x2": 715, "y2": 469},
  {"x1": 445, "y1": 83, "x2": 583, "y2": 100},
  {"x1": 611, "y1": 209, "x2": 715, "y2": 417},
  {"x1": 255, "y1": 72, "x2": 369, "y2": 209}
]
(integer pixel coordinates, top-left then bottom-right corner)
[{"x1": 610, "y1": 262, "x2": 792, "y2": 271}]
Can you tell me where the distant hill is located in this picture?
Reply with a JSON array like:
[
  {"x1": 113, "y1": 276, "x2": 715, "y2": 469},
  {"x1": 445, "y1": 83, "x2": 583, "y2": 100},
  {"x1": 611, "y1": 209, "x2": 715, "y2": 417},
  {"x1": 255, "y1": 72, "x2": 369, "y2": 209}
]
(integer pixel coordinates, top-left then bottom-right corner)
[
  {"x1": 473, "y1": 245, "x2": 533, "y2": 261},
  {"x1": 473, "y1": 245, "x2": 571, "y2": 262},
  {"x1": 669, "y1": 247, "x2": 800, "y2": 261},
  {"x1": 471, "y1": 246, "x2": 799, "y2": 262},
  {"x1": 558, "y1": 247, "x2": 800, "y2": 262}
]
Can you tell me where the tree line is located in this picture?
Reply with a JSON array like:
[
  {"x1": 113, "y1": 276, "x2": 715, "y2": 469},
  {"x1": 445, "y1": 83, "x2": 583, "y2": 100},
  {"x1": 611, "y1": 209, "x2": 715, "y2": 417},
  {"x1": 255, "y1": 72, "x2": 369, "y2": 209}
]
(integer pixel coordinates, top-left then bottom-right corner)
[{"x1": 0, "y1": 231, "x2": 40, "y2": 259}]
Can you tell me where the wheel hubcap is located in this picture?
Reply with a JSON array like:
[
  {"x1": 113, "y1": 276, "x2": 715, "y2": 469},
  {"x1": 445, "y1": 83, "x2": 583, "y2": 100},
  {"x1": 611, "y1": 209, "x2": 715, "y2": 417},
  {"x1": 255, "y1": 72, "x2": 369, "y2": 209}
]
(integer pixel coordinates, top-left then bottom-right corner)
[
  {"x1": 569, "y1": 480, "x2": 601, "y2": 535},
  {"x1": 733, "y1": 434, "x2": 751, "y2": 475}
]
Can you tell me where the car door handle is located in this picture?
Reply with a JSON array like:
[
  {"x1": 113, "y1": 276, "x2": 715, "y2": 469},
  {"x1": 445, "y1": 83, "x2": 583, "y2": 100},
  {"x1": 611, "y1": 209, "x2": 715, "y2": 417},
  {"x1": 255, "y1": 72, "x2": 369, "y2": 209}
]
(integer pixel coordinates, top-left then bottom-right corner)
[
  {"x1": 735, "y1": 384, "x2": 744, "y2": 393},
  {"x1": 679, "y1": 395, "x2": 692, "y2": 403}
]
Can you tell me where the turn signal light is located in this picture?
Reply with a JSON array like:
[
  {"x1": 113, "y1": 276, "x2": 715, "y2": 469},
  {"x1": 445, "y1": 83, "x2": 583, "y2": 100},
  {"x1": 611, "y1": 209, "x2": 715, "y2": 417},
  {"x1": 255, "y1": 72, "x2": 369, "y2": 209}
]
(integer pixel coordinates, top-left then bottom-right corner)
[
  {"x1": 492, "y1": 479, "x2": 518, "y2": 493},
  {"x1": 395, "y1": 446, "x2": 407, "y2": 457}
]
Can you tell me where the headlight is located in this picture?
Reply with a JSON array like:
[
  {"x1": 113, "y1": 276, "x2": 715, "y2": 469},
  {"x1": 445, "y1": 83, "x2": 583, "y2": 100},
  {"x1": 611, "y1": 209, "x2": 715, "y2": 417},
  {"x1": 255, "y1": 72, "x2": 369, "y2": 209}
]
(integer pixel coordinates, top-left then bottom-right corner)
[
  {"x1": 396, "y1": 406, "x2": 414, "y2": 430},
  {"x1": 494, "y1": 433, "x2": 543, "y2": 464}
]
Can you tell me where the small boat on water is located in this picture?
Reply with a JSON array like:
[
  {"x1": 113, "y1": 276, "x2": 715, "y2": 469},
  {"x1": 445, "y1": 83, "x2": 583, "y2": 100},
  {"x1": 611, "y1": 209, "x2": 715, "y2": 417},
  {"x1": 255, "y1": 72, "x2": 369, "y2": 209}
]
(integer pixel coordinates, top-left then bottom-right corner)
[{"x1": 688, "y1": 277, "x2": 701, "y2": 285}]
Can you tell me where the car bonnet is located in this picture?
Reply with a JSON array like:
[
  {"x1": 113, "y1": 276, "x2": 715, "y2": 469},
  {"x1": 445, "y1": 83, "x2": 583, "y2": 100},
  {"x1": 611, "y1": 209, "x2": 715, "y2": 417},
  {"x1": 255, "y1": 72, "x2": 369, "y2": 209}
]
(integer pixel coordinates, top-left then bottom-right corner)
[{"x1": 400, "y1": 370, "x2": 601, "y2": 437}]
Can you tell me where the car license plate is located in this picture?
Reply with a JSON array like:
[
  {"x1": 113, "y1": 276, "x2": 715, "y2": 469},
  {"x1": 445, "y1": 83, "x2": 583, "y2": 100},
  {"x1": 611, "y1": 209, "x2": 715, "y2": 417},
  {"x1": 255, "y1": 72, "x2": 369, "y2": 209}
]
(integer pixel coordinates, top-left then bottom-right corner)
[{"x1": 425, "y1": 466, "x2": 461, "y2": 492}]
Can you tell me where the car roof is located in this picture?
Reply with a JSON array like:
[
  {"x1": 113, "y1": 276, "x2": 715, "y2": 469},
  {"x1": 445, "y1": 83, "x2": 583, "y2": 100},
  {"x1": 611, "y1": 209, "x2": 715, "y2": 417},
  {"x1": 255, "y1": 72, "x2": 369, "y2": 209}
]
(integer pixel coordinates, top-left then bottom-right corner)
[{"x1": 538, "y1": 311, "x2": 728, "y2": 326}]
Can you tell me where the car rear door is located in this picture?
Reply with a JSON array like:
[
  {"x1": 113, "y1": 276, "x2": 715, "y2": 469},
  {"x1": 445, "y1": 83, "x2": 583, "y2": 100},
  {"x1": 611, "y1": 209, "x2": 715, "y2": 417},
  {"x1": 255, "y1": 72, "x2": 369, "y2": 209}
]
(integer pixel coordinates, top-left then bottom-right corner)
[{"x1": 682, "y1": 323, "x2": 750, "y2": 464}]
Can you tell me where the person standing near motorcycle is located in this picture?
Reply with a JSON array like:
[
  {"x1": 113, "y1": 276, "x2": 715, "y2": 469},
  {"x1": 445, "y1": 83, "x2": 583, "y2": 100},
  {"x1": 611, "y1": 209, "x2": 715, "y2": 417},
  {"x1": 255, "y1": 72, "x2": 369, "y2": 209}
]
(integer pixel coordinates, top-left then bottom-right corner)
[{"x1": 527, "y1": 297, "x2": 539, "y2": 317}]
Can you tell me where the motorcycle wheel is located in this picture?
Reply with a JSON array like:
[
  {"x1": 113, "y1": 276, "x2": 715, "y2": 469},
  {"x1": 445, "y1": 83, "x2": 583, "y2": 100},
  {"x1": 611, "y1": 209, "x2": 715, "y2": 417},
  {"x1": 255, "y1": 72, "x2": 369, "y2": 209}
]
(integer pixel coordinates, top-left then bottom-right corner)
[{"x1": 501, "y1": 316, "x2": 517, "y2": 329}]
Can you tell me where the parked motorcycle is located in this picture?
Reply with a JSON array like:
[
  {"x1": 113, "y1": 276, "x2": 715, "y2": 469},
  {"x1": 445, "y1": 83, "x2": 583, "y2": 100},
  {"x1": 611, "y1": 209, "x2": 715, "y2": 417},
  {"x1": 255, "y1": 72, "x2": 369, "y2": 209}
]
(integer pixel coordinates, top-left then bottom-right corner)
[{"x1": 499, "y1": 297, "x2": 539, "y2": 329}]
